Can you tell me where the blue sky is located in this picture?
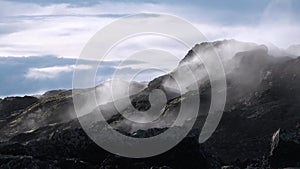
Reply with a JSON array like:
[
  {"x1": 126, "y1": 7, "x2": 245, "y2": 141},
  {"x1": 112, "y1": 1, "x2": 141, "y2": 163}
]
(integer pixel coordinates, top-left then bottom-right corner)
[{"x1": 0, "y1": 0, "x2": 300, "y2": 97}]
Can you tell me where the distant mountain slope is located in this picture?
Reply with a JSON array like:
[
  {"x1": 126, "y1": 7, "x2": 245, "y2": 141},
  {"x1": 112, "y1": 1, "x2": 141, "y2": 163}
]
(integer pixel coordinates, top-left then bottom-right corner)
[{"x1": 0, "y1": 80, "x2": 146, "y2": 142}]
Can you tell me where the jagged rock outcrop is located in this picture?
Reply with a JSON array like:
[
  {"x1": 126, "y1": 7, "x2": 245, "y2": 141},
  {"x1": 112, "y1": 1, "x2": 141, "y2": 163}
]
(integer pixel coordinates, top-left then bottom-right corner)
[{"x1": 269, "y1": 126, "x2": 300, "y2": 168}]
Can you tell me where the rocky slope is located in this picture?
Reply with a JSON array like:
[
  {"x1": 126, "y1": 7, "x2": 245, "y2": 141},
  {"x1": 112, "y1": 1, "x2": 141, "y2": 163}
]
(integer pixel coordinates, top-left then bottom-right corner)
[{"x1": 0, "y1": 40, "x2": 300, "y2": 168}]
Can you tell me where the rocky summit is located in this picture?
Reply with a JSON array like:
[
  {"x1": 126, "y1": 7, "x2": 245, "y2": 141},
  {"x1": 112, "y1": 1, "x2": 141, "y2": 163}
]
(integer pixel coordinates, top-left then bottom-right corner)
[{"x1": 0, "y1": 40, "x2": 300, "y2": 169}]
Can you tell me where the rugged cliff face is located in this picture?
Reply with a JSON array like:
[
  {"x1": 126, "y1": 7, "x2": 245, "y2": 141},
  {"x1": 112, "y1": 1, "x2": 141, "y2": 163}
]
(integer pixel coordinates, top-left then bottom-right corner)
[
  {"x1": 203, "y1": 56, "x2": 300, "y2": 163},
  {"x1": 0, "y1": 40, "x2": 299, "y2": 168}
]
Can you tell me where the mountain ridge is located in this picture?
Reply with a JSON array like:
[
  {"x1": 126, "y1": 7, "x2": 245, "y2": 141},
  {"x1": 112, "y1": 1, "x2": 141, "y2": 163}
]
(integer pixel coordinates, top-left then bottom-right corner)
[{"x1": 0, "y1": 39, "x2": 300, "y2": 168}]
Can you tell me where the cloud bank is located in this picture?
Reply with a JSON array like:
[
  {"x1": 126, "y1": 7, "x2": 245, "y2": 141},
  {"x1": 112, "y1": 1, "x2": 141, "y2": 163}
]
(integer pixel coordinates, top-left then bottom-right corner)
[
  {"x1": 0, "y1": 0, "x2": 299, "y2": 59},
  {"x1": 25, "y1": 64, "x2": 92, "y2": 79}
]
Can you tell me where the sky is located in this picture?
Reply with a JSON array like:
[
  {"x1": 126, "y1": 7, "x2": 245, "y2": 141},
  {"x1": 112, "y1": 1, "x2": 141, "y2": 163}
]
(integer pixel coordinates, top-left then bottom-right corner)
[{"x1": 0, "y1": 0, "x2": 300, "y2": 97}]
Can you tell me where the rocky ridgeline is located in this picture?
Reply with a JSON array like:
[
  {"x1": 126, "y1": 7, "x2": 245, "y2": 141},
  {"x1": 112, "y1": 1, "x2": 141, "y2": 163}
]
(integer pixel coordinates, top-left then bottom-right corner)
[{"x1": 0, "y1": 40, "x2": 300, "y2": 168}]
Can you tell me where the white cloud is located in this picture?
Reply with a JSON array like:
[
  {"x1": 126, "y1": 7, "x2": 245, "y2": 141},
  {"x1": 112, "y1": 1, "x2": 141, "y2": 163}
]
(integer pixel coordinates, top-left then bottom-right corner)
[
  {"x1": 25, "y1": 64, "x2": 92, "y2": 79},
  {"x1": 0, "y1": 0, "x2": 299, "y2": 60},
  {"x1": 0, "y1": 1, "x2": 166, "y2": 58}
]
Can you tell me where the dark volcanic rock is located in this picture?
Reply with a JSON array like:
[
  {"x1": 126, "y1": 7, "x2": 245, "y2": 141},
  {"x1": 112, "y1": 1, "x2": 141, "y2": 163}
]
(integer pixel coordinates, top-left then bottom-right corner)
[
  {"x1": 0, "y1": 127, "x2": 109, "y2": 168},
  {"x1": 99, "y1": 129, "x2": 220, "y2": 169},
  {"x1": 0, "y1": 126, "x2": 220, "y2": 169},
  {"x1": 0, "y1": 155, "x2": 57, "y2": 169},
  {"x1": 0, "y1": 96, "x2": 38, "y2": 115}
]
